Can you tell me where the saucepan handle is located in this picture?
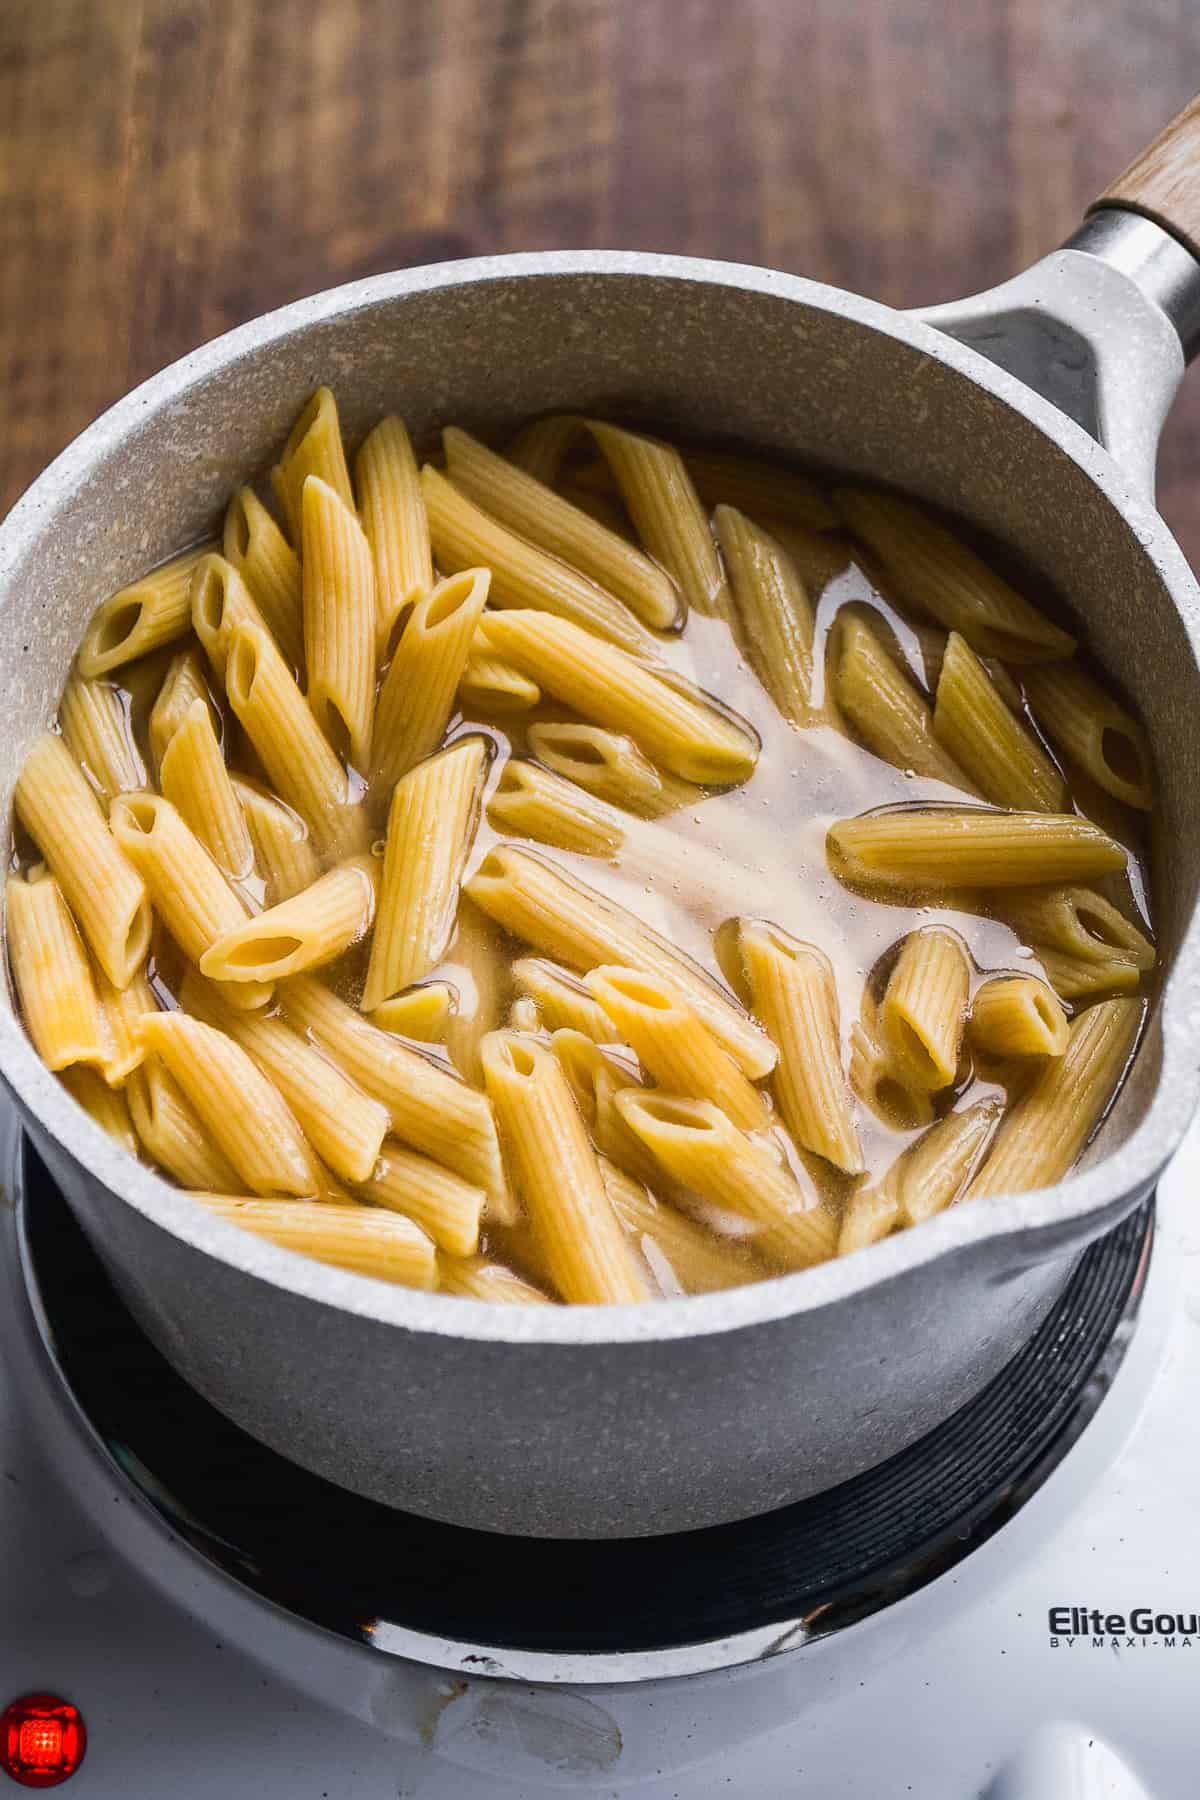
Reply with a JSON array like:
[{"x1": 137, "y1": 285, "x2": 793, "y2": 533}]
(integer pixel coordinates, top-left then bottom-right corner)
[{"x1": 1091, "y1": 92, "x2": 1200, "y2": 261}]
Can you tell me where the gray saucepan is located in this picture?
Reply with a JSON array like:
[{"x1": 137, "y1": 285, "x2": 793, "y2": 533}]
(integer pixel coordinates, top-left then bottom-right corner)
[{"x1": 3, "y1": 102, "x2": 1200, "y2": 1539}]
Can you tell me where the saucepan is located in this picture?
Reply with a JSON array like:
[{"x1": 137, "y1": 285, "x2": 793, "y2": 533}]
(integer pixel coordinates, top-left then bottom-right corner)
[{"x1": 3, "y1": 100, "x2": 1200, "y2": 1539}]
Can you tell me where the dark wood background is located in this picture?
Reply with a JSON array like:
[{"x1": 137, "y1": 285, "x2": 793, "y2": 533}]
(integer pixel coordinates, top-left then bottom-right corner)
[{"x1": 3, "y1": 2, "x2": 1200, "y2": 558}]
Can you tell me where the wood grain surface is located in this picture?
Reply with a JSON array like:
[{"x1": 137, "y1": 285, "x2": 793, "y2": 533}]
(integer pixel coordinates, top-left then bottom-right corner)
[{"x1": 2, "y1": 0, "x2": 1199, "y2": 560}]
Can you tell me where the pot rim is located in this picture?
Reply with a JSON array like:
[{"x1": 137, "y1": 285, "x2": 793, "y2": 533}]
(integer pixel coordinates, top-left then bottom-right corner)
[{"x1": 3, "y1": 248, "x2": 1199, "y2": 1347}]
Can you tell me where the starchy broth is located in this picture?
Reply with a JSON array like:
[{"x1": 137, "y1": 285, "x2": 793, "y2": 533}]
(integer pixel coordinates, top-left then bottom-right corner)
[{"x1": 5, "y1": 400, "x2": 1155, "y2": 1302}]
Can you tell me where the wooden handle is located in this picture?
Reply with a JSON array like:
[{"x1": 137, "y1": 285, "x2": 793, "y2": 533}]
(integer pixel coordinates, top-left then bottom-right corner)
[{"x1": 1093, "y1": 93, "x2": 1200, "y2": 260}]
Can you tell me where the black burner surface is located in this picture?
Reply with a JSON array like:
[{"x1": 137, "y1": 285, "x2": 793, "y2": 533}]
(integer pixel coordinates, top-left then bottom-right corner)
[{"x1": 23, "y1": 1144, "x2": 1152, "y2": 1658}]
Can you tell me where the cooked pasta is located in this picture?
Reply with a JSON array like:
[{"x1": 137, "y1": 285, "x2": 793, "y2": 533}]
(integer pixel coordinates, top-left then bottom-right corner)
[{"x1": 8, "y1": 402, "x2": 1158, "y2": 1305}]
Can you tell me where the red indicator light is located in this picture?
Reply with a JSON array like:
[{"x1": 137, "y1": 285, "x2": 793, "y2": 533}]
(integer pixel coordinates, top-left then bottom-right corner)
[{"x1": 0, "y1": 1697, "x2": 86, "y2": 1788}]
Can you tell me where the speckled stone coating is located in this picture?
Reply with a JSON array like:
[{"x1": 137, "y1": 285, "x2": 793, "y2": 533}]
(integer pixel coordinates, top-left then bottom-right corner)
[{"x1": 2, "y1": 249, "x2": 1199, "y2": 1537}]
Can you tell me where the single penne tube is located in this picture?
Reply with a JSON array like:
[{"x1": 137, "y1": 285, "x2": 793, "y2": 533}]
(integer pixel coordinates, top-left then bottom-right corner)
[
  {"x1": 585, "y1": 965, "x2": 769, "y2": 1131},
  {"x1": 444, "y1": 426, "x2": 679, "y2": 628},
  {"x1": 826, "y1": 807, "x2": 1126, "y2": 890},
  {"x1": 1021, "y1": 660, "x2": 1153, "y2": 810},
  {"x1": 880, "y1": 926, "x2": 971, "y2": 1091},
  {"x1": 225, "y1": 621, "x2": 368, "y2": 858},
  {"x1": 482, "y1": 610, "x2": 758, "y2": 785},
  {"x1": 126, "y1": 1060, "x2": 243, "y2": 1191},
  {"x1": 191, "y1": 551, "x2": 274, "y2": 686},
  {"x1": 441, "y1": 897, "x2": 510, "y2": 1086},
  {"x1": 138, "y1": 1011, "x2": 320, "y2": 1196},
  {"x1": 363, "y1": 738, "x2": 488, "y2": 1009},
  {"x1": 6, "y1": 872, "x2": 109, "y2": 1072},
  {"x1": 438, "y1": 1254, "x2": 554, "y2": 1303},
  {"x1": 486, "y1": 759, "x2": 625, "y2": 858},
  {"x1": 196, "y1": 1195, "x2": 437, "y2": 1288},
  {"x1": 833, "y1": 488, "x2": 1077, "y2": 661},
  {"x1": 60, "y1": 1066, "x2": 140, "y2": 1159},
  {"x1": 714, "y1": 506, "x2": 818, "y2": 725},
  {"x1": 526, "y1": 720, "x2": 694, "y2": 817},
  {"x1": 148, "y1": 646, "x2": 216, "y2": 774},
  {"x1": 229, "y1": 777, "x2": 321, "y2": 904},
  {"x1": 77, "y1": 543, "x2": 217, "y2": 676},
  {"x1": 680, "y1": 445, "x2": 838, "y2": 529},
  {"x1": 557, "y1": 481, "x2": 638, "y2": 540},
  {"x1": 599, "y1": 1159, "x2": 765, "y2": 1295},
  {"x1": 222, "y1": 485, "x2": 304, "y2": 669},
  {"x1": 279, "y1": 973, "x2": 508, "y2": 1211},
  {"x1": 505, "y1": 413, "x2": 583, "y2": 484},
  {"x1": 355, "y1": 415, "x2": 432, "y2": 656},
  {"x1": 933, "y1": 632, "x2": 1067, "y2": 811},
  {"x1": 201, "y1": 853, "x2": 378, "y2": 984},
  {"x1": 302, "y1": 474, "x2": 376, "y2": 769},
  {"x1": 969, "y1": 975, "x2": 1069, "y2": 1060},
  {"x1": 420, "y1": 462, "x2": 659, "y2": 656},
  {"x1": 837, "y1": 1183, "x2": 905, "y2": 1254},
  {"x1": 481, "y1": 1031, "x2": 648, "y2": 1304},
  {"x1": 459, "y1": 649, "x2": 540, "y2": 715},
  {"x1": 513, "y1": 957, "x2": 621, "y2": 1043},
  {"x1": 270, "y1": 386, "x2": 355, "y2": 543},
  {"x1": 95, "y1": 960, "x2": 158, "y2": 1085},
  {"x1": 370, "y1": 569, "x2": 491, "y2": 793},
  {"x1": 354, "y1": 1146, "x2": 485, "y2": 1257},
  {"x1": 180, "y1": 971, "x2": 389, "y2": 1183},
  {"x1": 109, "y1": 793, "x2": 272, "y2": 1009},
  {"x1": 736, "y1": 920, "x2": 863, "y2": 1174},
  {"x1": 159, "y1": 698, "x2": 255, "y2": 879},
  {"x1": 967, "y1": 998, "x2": 1143, "y2": 1199},
  {"x1": 14, "y1": 732, "x2": 152, "y2": 989},
  {"x1": 1032, "y1": 946, "x2": 1142, "y2": 1001},
  {"x1": 847, "y1": 993, "x2": 935, "y2": 1130},
  {"x1": 585, "y1": 420, "x2": 733, "y2": 622},
  {"x1": 369, "y1": 981, "x2": 455, "y2": 1042},
  {"x1": 993, "y1": 885, "x2": 1155, "y2": 970},
  {"x1": 550, "y1": 1029, "x2": 663, "y2": 1193},
  {"x1": 467, "y1": 845, "x2": 776, "y2": 1078},
  {"x1": 896, "y1": 1097, "x2": 1003, "y2": 1222},
  {"x1": 58, "y1": 671, "x2": 145, "y2": 800},
  {"x1": 830, "y1": 611, "x2": 975, "y2": 790},
  {"x1": 615, "y1": 1091, "x2": 838, "y2": 1269}
]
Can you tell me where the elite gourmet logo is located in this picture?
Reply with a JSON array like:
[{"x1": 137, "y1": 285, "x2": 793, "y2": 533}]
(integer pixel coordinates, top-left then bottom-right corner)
[{"x1": 1049, "y1": 1607, "x2": 1199, "y2": 1648}]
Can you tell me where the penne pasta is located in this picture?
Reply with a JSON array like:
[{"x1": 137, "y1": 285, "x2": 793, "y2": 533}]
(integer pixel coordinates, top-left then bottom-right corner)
[
  {"x1": 508, "y1": 995, "x2": 541, "y2": 1032},
  {"x1": 1022, "y1": 661, "x2": 1153, "y2": 810},
  {"x1": 159, "y1": 698, "x2": 254, "y2": 879},
  {"x1": 190, "y1": 552, "x2": 273, "y2": 687},
  {"x1": 370, "y1": 568, "x2": 490, "y2": 794},
  {"x1": 827, "y1": 807, "x2": 1126, "y2": 891},
  {"x1": 369, "y1": 982, "x2": 455, "y2": 1043},
  {"x1": 441, "y1": 896, "x2": 511, "y2": 1087},
  {"x1": 600, "y1": 1159, "x2": 766, "y2": 1296},
  {"x1": 481, "y1": 1031, "x2": 649, "y2": 1304},
  {"x1": 933, "y1": 632, "x2": 1067, "y2": 811},
  {"x1": 505, "y1": 413, "x2": 582, "y2": 484},
  {"x1": 14, "y1": 732, "x2": 151, "y2": 989},
  {"x1": 459, "y1": 649, "x2": 540, "y2": 715},
  {"x1": 196, "y1": 1195, "x2": 437, "y2": 1288},
  {"x1": 838, "y1": 1098, "x2": 1002, "y2": 1251},
  {"x1": 967, "y1": 999, "x2": 1143, "y2": 1199},
  {"x1": 834, "y1": 488, "x2": 1077, "y2": 662},
  {"x1": 467, "y1": 845, "x2": 776, "y2": 1078},
  {"x1": 271, "y1": 386, "x2": 355, "y2": 544},
  {"x1": 200, "y1": 853, "x2": 377, "y2": 984},
  {"x1": 148, "y1": 646, "x2": 216, "y2": 775},
  {"x1": 222, "y1": 486, "x2": 305, "y2": 670},
  {"x1": 880, "y1": 926, "x2": 971, "y2": 1091},
  {"x1": 512, "y1": 957, "x2": 621, "y2": 1043},
  {"x1": 714, "y1": 507, "x2": 819, "y2": 725},
  {"x1": 60, "y1": 1065, "x2": 140, "y2": 1158},
  {"x1": 848, "y1": 992, "x2": 936, "y2": 1130},
  {"x1": 1033, "y1": 946, "x2": 1143, "y2": 1001},
  {"x1": 354, "y1": 1146, "x2": 484, "y2": 1257},
  {"x1": 482, "y1": 610, "x2": 758, "y2": 785},
  {"x1": 421, "y1": 462, "x2": 658, "y2": 655},
  {"x1": 830, "y1": 612, "x2": 975, "y2": 790},
  {"x1": 58, "y1": 671, "x2": 145, "y2": 800},
  {"x1": 526, "y1": 721, "x2": 688, "y2": 817},
  {"x1": 229, "y1": 776, "x2": 321, "y2": 904},
  {"x1": 586, "y1": 420, "x2": 732, "y2": 622},
  {"x1": 301, "y1": 474, "x2": 376, "y2": 769},
  {"x1": 678, "y1": 445, "x2": 837, "y2": 530},
  {"x1": 585, "y1": 965, "x2": 769, "y2": 1130},
  {"x1": 109, "y1": 793, "x2": 272, "y2": 1009},
  {"x1": 615, "y1": 1092, "x2": 838, "y2": 1269},
  {"x1": 355, "y1": 415, "x2": 432, "y2": 655},
  {"x1": 438, "y1": 1254, "x2": 554, "y2": 1304},
  {"x1": 737, "y1": 921, "x2": 863, "y2": 1173},
  {"x1": 444, "y1": 426, "x2": 679, "y2": 628},
  {"x1": 126, "y1": 1060, "x2": 243, "y2": 1192},
  {"x1": 77, "y1": 544, "x2": 217, "y2": 677},
  {"x1": 279, "y1": 973, "x2": 508, "y2": 1210},
  {"x1": 139, "y1": 1011, "x2": 320, "y2": 1196},
  {"x1": 5, "y1": 872, "x2": 109, "y2": 1072},
  {"x1": 550, "y1": 1029, "x2": 663, "y2": 1193},
  {"x1": 969, "y1": 975, "x2": 1069, "y2": 1060},
  {"x1": 486, "y1": 759, "x2": 624, "y2": 858},
  {"x1": 994, "y1": 885, "x2": 1154, "y2": 970},
  {"x1": 95, "y1": 960, "x2": 158, "y2": 1086},
  {"x1": 363, "y1": 738, "x2": 488, "y2": 1009}
]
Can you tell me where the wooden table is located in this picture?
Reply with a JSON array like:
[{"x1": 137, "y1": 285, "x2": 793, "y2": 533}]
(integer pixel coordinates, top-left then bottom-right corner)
[{"x1": 3, "y1": 1, "x2": 1199, "y2": 561}]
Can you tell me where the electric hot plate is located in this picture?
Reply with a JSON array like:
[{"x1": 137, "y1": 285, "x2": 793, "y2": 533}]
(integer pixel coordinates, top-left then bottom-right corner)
[{"x1": 16, "y1": 1142, "x2": 1152, "y2": 1683}]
